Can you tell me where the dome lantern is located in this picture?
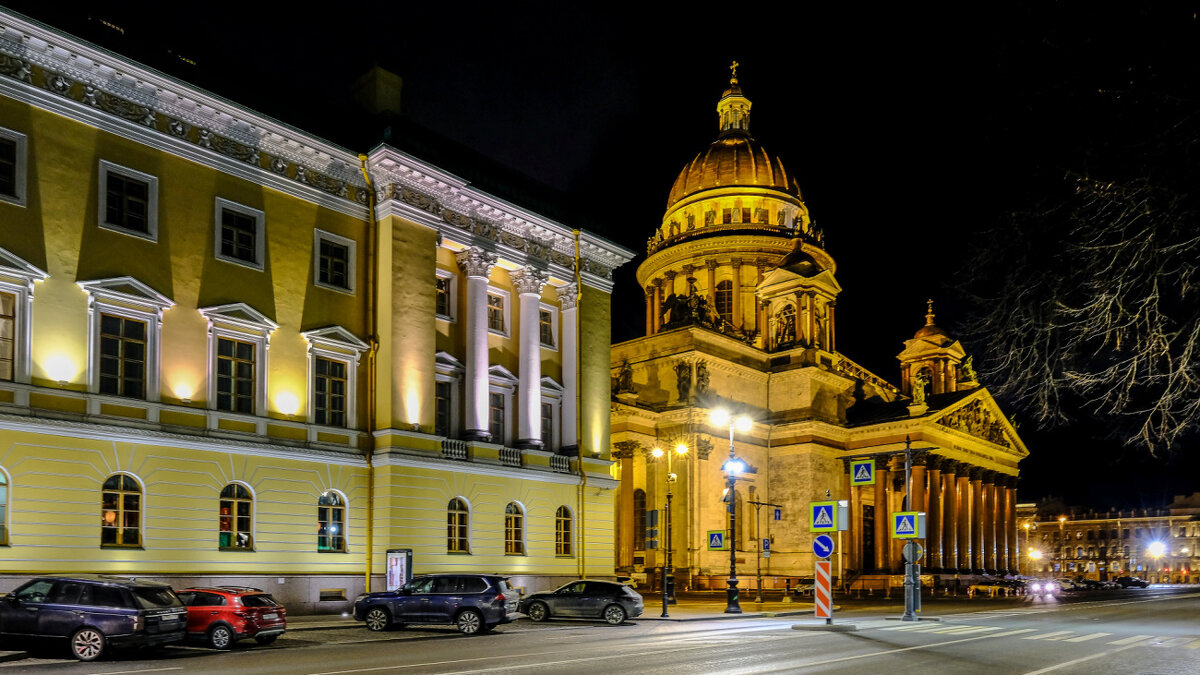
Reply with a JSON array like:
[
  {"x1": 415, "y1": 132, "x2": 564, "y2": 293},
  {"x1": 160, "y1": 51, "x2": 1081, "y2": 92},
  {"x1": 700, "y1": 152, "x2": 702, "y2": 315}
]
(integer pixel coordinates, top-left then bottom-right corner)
[{"x1": 717, "y1": 60, "x2": 752, "y2": 137}]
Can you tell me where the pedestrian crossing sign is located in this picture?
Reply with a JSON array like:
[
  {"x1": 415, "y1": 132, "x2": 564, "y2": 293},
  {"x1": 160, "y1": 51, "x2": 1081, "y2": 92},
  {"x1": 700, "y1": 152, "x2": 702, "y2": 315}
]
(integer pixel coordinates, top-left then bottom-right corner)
[
  {"x1": 707, "y1": 530, "x2": 727, "y2": 550},
  {"x1": 850, "y1": 459, "x2": 875, "y2": 486},
  {"x1": 809, "y1": 501, "x2": 837, "y2": 532},
  {"x1": 891, "y1": 511, "x2": 926, "y2": 539}
]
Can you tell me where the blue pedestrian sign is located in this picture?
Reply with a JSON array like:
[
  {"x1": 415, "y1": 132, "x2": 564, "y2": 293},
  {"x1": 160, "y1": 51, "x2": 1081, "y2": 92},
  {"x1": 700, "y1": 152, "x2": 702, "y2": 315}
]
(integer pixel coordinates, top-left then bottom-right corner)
[
  {"x1": 890, "y1": 511, "x2": 926, "y2": 539},
  {"x1": 774, "y1": 508, "x2": 782, "y2": 521},
  {"x1": 809, "y1": 501, "x2": 837, "y2": 532},
  {"x1": 813, "y1": 534, "x2": 835, "y2": 559},
  {"x1": 707, "y1": 530, "x2": 726, "y2": 550},
  {"x1": 850, "y1": 459, "x2": 875, "y2": 486}
]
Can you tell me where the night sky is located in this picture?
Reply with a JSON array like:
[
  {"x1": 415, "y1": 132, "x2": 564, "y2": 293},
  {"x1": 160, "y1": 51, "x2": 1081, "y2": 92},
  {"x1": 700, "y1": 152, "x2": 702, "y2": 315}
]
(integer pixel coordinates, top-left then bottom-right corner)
[{"x1": 9, "y1": 2, "x2": 1199, "y2": 508}]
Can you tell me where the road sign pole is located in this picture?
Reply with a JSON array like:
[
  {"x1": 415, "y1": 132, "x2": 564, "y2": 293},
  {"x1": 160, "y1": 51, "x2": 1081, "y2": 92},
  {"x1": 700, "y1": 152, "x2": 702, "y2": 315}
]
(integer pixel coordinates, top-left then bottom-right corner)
[{"x1": 902, "y1": 437, "x2": 915, "y2": 621}]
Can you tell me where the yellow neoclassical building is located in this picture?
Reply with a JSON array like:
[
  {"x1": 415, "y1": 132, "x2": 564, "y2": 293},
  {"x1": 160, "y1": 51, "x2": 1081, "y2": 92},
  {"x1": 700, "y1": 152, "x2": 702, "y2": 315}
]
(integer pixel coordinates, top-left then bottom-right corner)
[
  {"x1": 611, "y1": 70, "x2": 1030, "y2": 592},
  {"x1": 0, "y1": 9, "x2": 632, "y2": 612}
]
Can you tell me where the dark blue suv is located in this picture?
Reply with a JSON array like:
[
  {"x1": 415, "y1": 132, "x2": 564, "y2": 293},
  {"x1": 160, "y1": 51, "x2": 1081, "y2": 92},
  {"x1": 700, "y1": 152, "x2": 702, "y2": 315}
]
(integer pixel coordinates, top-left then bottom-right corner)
[
  {"x1": 0, "y1": 574, "x2": 187, "y2": 661},
  {"x1": 353, "y1": 574, "x2": 518, "y2": 635}
]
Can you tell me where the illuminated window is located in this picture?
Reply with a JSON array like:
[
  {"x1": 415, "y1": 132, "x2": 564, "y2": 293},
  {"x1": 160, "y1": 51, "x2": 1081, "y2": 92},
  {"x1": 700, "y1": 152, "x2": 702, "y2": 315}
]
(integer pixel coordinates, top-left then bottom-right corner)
[
  {"x1": 447, "y1": 498, "x2": 469, "y2": 553},
  {"x1": 715, "y1": 280, "x2": 733, "y2": 325},
  {"x1": 98, "y1": 314, "x2": 146, "y2": 398},
  {"x1": 99, "y1": 160, "x2": 157, "y2": 240},
  {"x1": 314, "y1": 229, "x2": 355, "y2": 293},
  {"x1": 0, "y1": 291, "x2": 13, "y2": 381},
  {"x1": 539, "y1": 308, "x2": 555, "y2": 348},
  {"x1": 314, "y1": 357, "x2": 347, "y2": 427},
  {"x1": 0, "y1": 127, "x2": 26, "y2": 206},
  {"x1": 214, "y1": 198, "x2": 264, "y2": 269},
  {"x1": 101, "y1": 474, "x2": 141, "y2": 547},
  {"x1": 556, "y1": 506, "x2": 573, "y2": 556},
  {"x1": 487, "y1": 292, "x2": 506, "y2": 333},
  {"x1": 317, "y1": 491, "x2": 346, "y2": 552},
  {"x1": 505, "y1": 502, "x2": 525, "y2": 555},
  {"x1": 217, "y1": 337, "x2": 255, "y2": 414},
  {"x1": 633, "y1": 489, "x2": 646, "y2": 549},
  {"x1": 219, "y1": 483, "x2": 253, "y2": 550}
]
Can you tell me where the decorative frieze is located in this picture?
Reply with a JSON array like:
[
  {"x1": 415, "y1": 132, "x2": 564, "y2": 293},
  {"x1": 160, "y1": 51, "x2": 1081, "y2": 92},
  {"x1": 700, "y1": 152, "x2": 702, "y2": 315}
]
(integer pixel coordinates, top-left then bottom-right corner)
[{"x1": 936, "y1": 399, "x2": 1011, "y2": 448}]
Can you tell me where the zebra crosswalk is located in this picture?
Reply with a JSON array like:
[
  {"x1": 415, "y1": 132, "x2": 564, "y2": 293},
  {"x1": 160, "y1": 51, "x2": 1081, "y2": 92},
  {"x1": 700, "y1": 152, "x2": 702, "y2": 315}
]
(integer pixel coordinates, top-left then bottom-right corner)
[{"x1": 872, "y1": 622, "x2": 1200, "y2": 649}]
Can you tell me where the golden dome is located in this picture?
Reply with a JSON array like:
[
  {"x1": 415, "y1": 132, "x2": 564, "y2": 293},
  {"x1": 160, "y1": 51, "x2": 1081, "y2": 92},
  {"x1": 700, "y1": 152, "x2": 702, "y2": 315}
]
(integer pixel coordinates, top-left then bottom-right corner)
[
  {"x1": 665, "y1": 68, "x2": 801, "y2": 212},
  {"x1": 914, "y1": 299, "x2": 949, "y2": 339}
]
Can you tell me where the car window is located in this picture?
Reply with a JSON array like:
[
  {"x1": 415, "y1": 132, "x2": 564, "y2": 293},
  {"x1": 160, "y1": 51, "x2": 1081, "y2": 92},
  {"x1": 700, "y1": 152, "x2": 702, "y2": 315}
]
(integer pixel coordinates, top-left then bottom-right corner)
[
  {"x1": 240, "y1": 594, "x2": 279, "y2": 608},
  {"x1": 460, "y1": 577, "x2": 488, "y2": 594},
  {"x1": 81, "y1": 584, "x2": 129, "y2": 608},
  {"x1": 131, "y1": 586, "x2": 183, "y2": 609},
  {"x1": 560, "y1": 581, "x2": 587, "y2": 595},
  {"x1": 494, "y1": 579, "x2": 511, "y2": 594},
  {"x1": 14, "y1": 579, "x2": 54, "y2": 603},
  {"x1": 430, "y1": 577, "x2": 458, "y2": 594},
  {"x1": 408, "y1": 577, "x2": 436, "y2": 594},
  {"x1": 186, "y1": 592, "x2": 226, "y2": 607},
  {"x1": 46, "y1": 581, "x2": 84, "y2": 604},
  {"x1": 585, "y1": 582, "x2": 614, "y2": 596}
]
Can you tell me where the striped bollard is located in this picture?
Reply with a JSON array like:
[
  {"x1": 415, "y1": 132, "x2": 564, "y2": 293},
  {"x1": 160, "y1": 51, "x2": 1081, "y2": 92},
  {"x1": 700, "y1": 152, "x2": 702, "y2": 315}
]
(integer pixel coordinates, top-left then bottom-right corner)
[{"x1": 814, "y1": 560, "x2": 833, "y2": 623}]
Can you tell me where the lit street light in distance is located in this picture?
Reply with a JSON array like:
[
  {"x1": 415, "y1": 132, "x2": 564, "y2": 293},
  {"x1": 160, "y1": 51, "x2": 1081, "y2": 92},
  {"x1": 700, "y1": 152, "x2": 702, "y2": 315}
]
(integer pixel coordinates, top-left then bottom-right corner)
[{"x1": 1148, "y1": 541, "x2": 1166, "y2": 557}]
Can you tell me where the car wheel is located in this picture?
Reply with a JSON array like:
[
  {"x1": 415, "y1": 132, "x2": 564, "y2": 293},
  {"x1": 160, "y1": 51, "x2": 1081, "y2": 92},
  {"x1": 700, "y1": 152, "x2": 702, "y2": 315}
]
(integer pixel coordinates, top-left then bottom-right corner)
[
  {"x1": 527, "y1": 601, "x2": 549, "y2": 622},
  {"x1": 603, "y1": 604, "x2": 626, "y2": 625},
  {"x1": 209, "y1": 624, "x2": 234, "y2": 650},
  {"x1": 365, "y1": 607, "x2": 391, "y2": 632},
  {"x1": 457, "y1": 609, "x2": 483, "y2": 635},
  {"x1": 70, "y1": 627, "x2": 105, "y2": 661},
  {"x1": 254, "y1": 635, "x2": 278, "y2": 645}
]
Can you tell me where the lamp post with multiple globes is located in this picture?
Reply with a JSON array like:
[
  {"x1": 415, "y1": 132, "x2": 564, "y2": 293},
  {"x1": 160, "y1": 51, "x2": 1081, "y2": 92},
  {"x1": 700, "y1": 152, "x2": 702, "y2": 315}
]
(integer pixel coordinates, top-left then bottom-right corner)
[
  {"x1": 712, "y1": 408, "x2": 751, "y2": 614},
  {"x1": 651, "y1": 442, "x2": 688, "y2": 617}
]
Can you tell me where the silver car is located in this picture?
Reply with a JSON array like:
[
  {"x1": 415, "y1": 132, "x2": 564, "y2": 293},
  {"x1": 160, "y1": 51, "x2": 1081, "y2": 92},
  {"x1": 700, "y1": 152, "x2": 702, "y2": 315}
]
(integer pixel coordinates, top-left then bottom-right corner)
[{"x1": 519, "y1": 580, "x2": 643, "y2": 625}]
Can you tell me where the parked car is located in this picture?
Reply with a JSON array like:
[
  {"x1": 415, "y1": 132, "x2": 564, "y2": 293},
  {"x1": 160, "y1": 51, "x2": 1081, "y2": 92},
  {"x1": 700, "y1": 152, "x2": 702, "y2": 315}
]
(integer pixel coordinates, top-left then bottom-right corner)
[
  {"x1": 791, "y1": 578, "x2": 816, "y2": 597},
  {"x1": 1027, "y1": 579, "x2": 1060, "y2": 596},
  {"x1": 1114, "y1": 576, "x2": 1149, "y2": 588},
  {"x1": 520, "y1": 580, "x2": 644, "y2": 625},
  {"x1": 353, "y1": 574, "x2": 518, "y2": 635},
  {"x1": 0, "y1": 574, "x2": 186, "y2": 661},
  {"x1": 176, "y1": 586, "x2": 287, "y2": 649}
]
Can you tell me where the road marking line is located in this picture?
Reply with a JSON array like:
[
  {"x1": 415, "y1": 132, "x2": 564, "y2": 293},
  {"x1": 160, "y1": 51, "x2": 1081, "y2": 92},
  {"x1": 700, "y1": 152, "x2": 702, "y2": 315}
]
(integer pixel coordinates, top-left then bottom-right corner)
[
  {"x1": 989, "y1": 629, "x2": 1038, "y2": 638},
  {"x1": 1021, "y1": 631, "x2": 1074, "y2": 640},
  {"x1": 1152, "y1": 636, "x2": 1192, "y2": 648},
  {"x1": 1062, "y1": 632, "x2": 1111, "y2": 642},
  {"x1": 785, "y1": 628, "x2": 1038, "y2": 669},
  {"x1": 1021, "y1": 641, "x2": 1145, "y2": 675},
  {"x1": 881, "y1": 623, "x2": 943, "y2": 631},
  {"x1": 87, "y1": 669, "x2": 183, "y2": 675},
  {"x1": 934, "y1": 626, "x2": 1003, "y2": 635},
  {"x1": 1107, "y1": 634, "x2": 1154, "y2": 645},
  {"x1": 1186, "y1": 638, "x2": 1200, "y2": 649}
]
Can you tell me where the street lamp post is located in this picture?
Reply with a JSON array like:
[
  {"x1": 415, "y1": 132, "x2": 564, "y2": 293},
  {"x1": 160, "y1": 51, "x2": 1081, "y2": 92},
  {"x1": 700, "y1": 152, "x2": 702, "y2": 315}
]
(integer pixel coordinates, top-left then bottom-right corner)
[
  {"x1": 713, "y1": 408, "x2": 750, "y2": 615},
  {"x1": 1022, "y1": 522, "x2": 1032, "y2": 576},
  {"x1": 652, "y1": 442, "x2": 688, "y2": 617}
]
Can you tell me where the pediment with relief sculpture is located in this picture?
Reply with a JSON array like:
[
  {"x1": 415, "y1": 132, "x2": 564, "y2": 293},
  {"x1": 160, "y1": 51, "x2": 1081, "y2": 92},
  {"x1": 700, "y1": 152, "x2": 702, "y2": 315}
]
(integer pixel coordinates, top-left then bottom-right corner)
[{"x1": 931, "y1": 390, "x2": 1028, "y2": 457}]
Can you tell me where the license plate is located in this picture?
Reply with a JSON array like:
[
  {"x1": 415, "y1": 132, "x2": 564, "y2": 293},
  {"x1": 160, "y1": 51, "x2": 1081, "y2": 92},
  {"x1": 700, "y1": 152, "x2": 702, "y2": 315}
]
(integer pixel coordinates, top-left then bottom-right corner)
[{"x1": 262, "y1": 613, "x2": 277, "y2": 620}]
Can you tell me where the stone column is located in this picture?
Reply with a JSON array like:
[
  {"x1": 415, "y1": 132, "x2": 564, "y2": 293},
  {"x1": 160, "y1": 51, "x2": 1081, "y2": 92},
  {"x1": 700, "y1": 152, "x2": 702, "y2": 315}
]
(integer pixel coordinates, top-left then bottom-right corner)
[
  {"x1": 731, "y1": 259, "x2": 743, "y2": 328},
  {"x1": 848, "y1": 459, "x2": 863, "y2": 571},
  {"x1": 843, "y1": 461, "x2": 855, "y2": 573},
  {"x1": 828, "y1": 302, "x2": 837, "y2": 352},
  {"x1": 705, "y1": 259, "x2": 717, "y2": 306},
  {"x1": 651, "y1": 280, "x2": 662, "y2": 333},
  {"x1": 890, "y1": 460, "x2": 905, "y2": 571},
  {"x1": 995, "y1": 474, "x2": 1009, "y2": 573},
  {"x1": 1007, "y1": 476, "x2": 1019, "y2": 572},
  {"x1": 456, "y1": 247, "x2": 495, "y2": 441},
  {"x1": 926, "y1": 456, "x2": 943, "y2": 571},
  {"x1": 558, "y1": 284, "x2": 578, "y2": 452},
  {"x1": 970, "y1": 466, "x2": 985, "y2": 572},
  {"x1": 873, "y1": 458, "x2": 889, "y2": 572},
  {"x1": 942, "y1": 460, "x2": 958, "y2": 571},
  {"x1": 613, "y1": 442, "x2": 638, "y2": 569},
  {"x1": 663, "y1": 271, "x2": 677, "y2": 302},
  {"x1": 910, "y1": 455, "x2": 927, "y2": 514},
  {"x1": 644, "y1": 286, "x2": 654, "y2": 337},
  {"x1": 957, "y1": 466, "x2": 972, "y2": 571},
  {"x1": 513, "y1": 268, "x2": 547, "y2": 449},
  {"x1": 982, "y1": 471, "x2": 997, "y2": 572}
]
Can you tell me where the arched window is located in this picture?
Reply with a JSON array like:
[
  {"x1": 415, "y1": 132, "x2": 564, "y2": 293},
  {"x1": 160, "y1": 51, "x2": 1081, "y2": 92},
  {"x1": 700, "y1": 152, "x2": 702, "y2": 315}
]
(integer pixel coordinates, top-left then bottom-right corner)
[
  {"x1": 633, "y1": 489, "x2": 646, "y2": 550},
  {"x1": 0, "y1": 468, "x2": 8, "y2": 546},
  {"x1": 714, "y1": 280, "x2": 733, "y2": 325},
  {"x1": 1076, "y1": 546, "x2": 1084, "y2": 559},
  {"x1": 101, "y1": 474, "x2": 141, "y2": 547},
  {"x1": 448, "y1": 498, "x2": 469, "y2": 553},
  {"x1": 505, "y1": 502, "x2": 525, "y2": 555},
  {"x1": 555, "y1": 506, "x2": 573, "y2": 556},
  {"x1": 317, "y1": 491, "x2": 345, "y2": 552},
  {"x1": 219, "y1": 483, "x2": 253, "y2": 550}
]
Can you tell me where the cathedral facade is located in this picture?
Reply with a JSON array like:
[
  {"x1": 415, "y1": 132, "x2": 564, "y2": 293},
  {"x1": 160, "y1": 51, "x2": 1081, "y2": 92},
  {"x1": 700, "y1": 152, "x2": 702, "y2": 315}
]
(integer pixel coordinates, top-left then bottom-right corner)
[{"x1": 610, "y1": 71, "x2": 1029, "y2": 590}]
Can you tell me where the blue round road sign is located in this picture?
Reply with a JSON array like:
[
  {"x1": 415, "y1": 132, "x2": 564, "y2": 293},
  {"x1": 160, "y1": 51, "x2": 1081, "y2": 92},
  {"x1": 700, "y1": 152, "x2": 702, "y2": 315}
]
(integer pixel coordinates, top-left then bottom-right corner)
[{"x1": 813, "y1": 534, "x2": 835, "y2": 559}]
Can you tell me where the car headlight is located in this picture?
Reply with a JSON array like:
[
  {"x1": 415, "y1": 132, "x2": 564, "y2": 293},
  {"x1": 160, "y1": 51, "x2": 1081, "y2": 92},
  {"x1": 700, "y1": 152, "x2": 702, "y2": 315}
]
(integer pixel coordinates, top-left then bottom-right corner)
[{"x1": 1031, "y1": 583, "x2": 1041, "y2": 592}]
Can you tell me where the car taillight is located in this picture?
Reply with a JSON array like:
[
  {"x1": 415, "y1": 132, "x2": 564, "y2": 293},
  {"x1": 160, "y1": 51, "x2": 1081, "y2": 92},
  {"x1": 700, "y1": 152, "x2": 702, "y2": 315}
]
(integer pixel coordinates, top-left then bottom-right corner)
[{"x1": 496, "y1": 594, "x2": 506, "y2": 603}]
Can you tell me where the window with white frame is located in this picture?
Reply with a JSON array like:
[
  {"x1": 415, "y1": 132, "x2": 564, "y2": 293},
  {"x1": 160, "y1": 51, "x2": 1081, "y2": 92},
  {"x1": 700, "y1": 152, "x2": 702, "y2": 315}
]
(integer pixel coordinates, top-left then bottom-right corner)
[
  {"x1": 301, "y1": 326, "x2": 367, "y2": 428},
  {"x1": 0, "y1": 127, "x2": 27, "y2": 206},
  {"x1": 435, "y1": 269, "x2": 456, "y2": 321},
  {"x1": 487, "y1": 288, "x2": 509, "y2": 335},
  {"x1": 79, "y1": 277, "x2": 173, "y2": 401},
  {"x1": 214, "y1": 198, "x2": 265, "y2": 270},
  {"x1": 0, "y1": 467, "x2": 8, "y2": 546},
  {"x1": 98, "y1": 160, "x2": 157, "y2": 240},
  {"x1": 447, "y1": 497, "x2": 470, "y2": 553},
  {"x1": 0, "y1": 248, "x2": 47, "y2": 384},
  {"x1": 434, "y1": 352, "x2": 463, "y2": 438},
  {"x1": 487, "y1": 366, "x2": 516, "y2": 444},
  {"x1": 200, "y1": 304, "x2": 277, "y2": 415},
  {"x1": 219, "y1": 483, "x2": 254, "y2": 550},
  {"x1": 488, "y1": 392, "x2": 506, "y2": 443},
  {"x1": 317, "y1": 490, "x2": 346, "y2": 552},
  {"x1": 504, "y1": 502, "x2": 525, "y2": 555},
  {"x1": 0, "y1": 291, "x2": 13, "y2": 382},
  {"x1": 538, "y1": 303, "x2": 557, "y2": 349},
  {"x1": 101, "y1": 473, "x2": 141, "y2": 547},
  {"x1": 314, "y1": 229, "x2": 355, "y2": 293},
  {"x1": 540, "y1": 378, "x2": 563, "y2": 452},
  {"x1": 555, "y1": 505, "x2": 572, "y2": 556},
  {"x1": 435, "y1": 380, "x2": 452, "y2": 437}
]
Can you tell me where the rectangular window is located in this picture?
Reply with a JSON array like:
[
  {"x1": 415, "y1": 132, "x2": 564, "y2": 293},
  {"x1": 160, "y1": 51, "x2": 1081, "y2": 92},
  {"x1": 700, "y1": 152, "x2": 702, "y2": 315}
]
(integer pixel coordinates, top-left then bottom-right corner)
[
  {"x1": 221, "y1": 208, "x2": 257, "y2": 263},
  {"x1": 314, "y1": 357, "x2": 347, "y2": 426},
  {"x1": 0, "y1": 137, "x2": 15, "y2": 200},
  {"x1": 488, "y1": 392, "x2": 505, "y2": 443},
  {"x1": 99, "y1": 160, "x2": 158, "y2": 239},
  {"x1": 435, "y1": 277, "x2": 451, "y2": 317},
  {"x1": 539, "y1": 309, "x2": 555, "y2": 347},
  {"x1": 0, "y1": 291, "x2": 13, "y2": 381},
  {"x1": 216, "y1": 337, "x2": 255, "y2": 413},
  {"x1": 98, "y1": 314, "x2": 146, "y2": 398},
  {"x1": 742, "y1": 207, "x2": 752, "y2": 223},
  {"x1": 722, "y1": 208, "x2": 732, "y2": 224},
  {"x1": 435, "y1": 380, "x2": 451, "y2": 437},
  {"x1": 487, "y1": 293, "x2": 505, "y2": 332},
  {"x1": 541, "y1": 402, "x2": 554, "y2": 449},
  {"x1": 318, "y1": 240, "x2": 349, "y2": 289}
]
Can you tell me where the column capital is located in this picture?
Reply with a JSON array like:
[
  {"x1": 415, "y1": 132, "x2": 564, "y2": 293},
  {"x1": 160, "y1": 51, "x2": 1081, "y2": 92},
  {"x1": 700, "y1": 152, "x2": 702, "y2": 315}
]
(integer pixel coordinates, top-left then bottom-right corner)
[
  {"x1": 612, "y1": 440, "x2": 641, "y2": 460},
  {"x1": 456, "y1": 246, "x2": 496, "y2": 278},
  {"x1": 926, "y1": 454, "x2": 944, "y2": 472},
  {"x1": 911, "y1": 453, "x2": 928, "y2": 467},
  {"x1": 558, "y1": 283, "x2": 579, "y2": 310},
  {"x1": 981, "y1": 469, "x2": 998, "y2": 484},
  {"x1": 705, "y1": 258, "x2": 719, "y2": 270},
  {"x1": 652, "y1": 278, "x2": 663, "y2": 288},
  {"x1": 968, "y1": 465, "x2": 984, "y2": 481},
  {"x1": 730, "y1": 258, "x2": 743, "y2": 269},
  {"x1": 512, "y1": 267, "x2": 548, "y2": 296},
  {"x1": 663, "y1": 269, "x2": 677, "y2": 281}
]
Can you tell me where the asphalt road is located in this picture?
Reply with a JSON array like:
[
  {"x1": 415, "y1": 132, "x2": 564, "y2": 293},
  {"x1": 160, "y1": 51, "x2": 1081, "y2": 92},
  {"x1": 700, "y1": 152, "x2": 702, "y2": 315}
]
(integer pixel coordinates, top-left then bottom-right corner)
[{"x1": 3, "y1": 588, "x2": 1198, "y2": 674}]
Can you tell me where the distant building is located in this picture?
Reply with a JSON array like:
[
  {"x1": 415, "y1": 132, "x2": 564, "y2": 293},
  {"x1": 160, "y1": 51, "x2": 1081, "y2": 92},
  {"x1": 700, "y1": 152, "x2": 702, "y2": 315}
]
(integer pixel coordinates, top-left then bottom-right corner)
[
  {"x1": 1020, "y1": 495, "x2": 1200, "y2": 583},
  {"x1": 0, "y1": 8, "x2": 632, "y2": 612},
  {"x1": 610, "y1": 70, "x2": 1030, "y2": 590}
]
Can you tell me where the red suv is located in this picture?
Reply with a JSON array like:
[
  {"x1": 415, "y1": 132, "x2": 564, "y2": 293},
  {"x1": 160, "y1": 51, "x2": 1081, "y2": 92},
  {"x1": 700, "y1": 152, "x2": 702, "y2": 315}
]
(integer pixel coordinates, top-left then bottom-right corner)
[{"x1": 176, "y1": 586, "x2": 286, "y2": 649}]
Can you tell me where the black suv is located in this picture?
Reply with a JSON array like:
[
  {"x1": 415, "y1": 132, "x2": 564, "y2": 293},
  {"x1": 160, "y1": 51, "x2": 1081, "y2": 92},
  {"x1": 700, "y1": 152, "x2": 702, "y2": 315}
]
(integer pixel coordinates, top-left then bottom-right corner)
[
  {"x1": 0, "y1": 574, "x2": 187, "y2": 661},
  {"x1": 353, "y1": 573, "x2": 518, "y2": 635}
]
